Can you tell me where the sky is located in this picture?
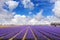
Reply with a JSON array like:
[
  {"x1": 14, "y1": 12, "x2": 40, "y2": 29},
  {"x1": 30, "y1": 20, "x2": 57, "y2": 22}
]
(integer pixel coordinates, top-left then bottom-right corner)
[{"x1": 0, "y1": 0, "x2": 60, "y2": 25}]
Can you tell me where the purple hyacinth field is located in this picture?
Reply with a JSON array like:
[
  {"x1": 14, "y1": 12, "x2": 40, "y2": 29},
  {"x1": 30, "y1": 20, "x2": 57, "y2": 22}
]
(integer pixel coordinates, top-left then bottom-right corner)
[
  {"x1": 1, "y1": 0, "x2": 60, "y2": 40},
  {"x1": 0, "y1": 25, "x2": 60, "y2": 40}
]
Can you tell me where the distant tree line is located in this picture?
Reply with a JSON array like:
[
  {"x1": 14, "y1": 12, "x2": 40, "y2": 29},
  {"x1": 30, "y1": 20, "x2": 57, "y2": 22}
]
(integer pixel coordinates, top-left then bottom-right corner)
[{"x1": 51, "y1": 23, "x2": 60, "y2": 26}]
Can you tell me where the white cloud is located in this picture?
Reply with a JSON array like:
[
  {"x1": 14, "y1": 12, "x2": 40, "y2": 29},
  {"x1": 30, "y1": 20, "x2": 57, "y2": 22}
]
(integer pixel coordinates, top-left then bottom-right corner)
[
  {"x1": 0, "y1": 0, "x2": 17, "y2": 25},
  {"x1": 29, "y1": 12, "x2": 32, "y2": 14},
  {"x1": 6, "y1": 1, "x2": 19, "y2": 10},
  {"x1": 22, "y1": 0, "x2": 34, "y2": 9},
  {"x1": 53, "y1": 0, "x2": 60, "y2": 17},
  {"x1": 50, "y1": 0, "x2": 57, "y2": 3},
  {"x1": 11, "y1": 15, "x2": 30, "y2": 25},
  {"x1": 50, "y1": 0, "x2": 60, "y2": 3},
  {"x1": 28, "y1": 18, "x2": 38, "y2": 25},
  {"x1": 46, "y1": 16, "x2": 60, "y2": 23},
  {"x1": 39, "y1": 20, "x2": 50, "y2": 25},
  {"x1": 36, "y1": 4, "x2": 39, "y2": 6},
  {"x1": 0, "y1": 0, "x2": 13, "y2": 7},
  {"x1": 28, "y1": 18, "x2": 50, "y2": 25},
  {"x1": 27, "y1": 10, "x2": 51, "y2": 25},
  {"x1": 34, "y1": 10, "x2": 44, "y2": 21}
]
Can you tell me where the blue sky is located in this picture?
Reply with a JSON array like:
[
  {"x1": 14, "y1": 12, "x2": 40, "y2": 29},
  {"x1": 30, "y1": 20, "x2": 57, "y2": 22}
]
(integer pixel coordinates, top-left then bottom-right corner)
[
  {"x1": 4, "y1": 0, "x2": 54, "y2": 17},
  {"x1": 0, "y1": 0, "x2": 60, "y2": 25}
]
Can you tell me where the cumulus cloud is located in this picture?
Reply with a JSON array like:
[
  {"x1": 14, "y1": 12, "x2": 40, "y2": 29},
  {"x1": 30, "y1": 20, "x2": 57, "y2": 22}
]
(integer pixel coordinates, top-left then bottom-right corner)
[
  {"x1": 34, "y1": 10, "x2": 44, "y2": 21},
  {"x1": 29, "y1": 12, "x2": 32, "y2": 14},
  {"x1": 50, "y1": 0, "x2": 60, "y2": 3},
  {"x1": 22, "y1": 0, "x2": 34, "y2": 9},
  {"x1": 6, "y1": 1, "x2": 19, "y2": 10},
  {"x1": 0, "y1": 0, "x2": 13, "y2": 7},
  {"x1": 46, "y1": 16, "x2": 60, "y2": 23},
  {"x1": 50, "y1": 0, "x2": 57, "y2": 3},
  {"x1": 0, "y1": 0, "x2": 19, "y2": 25},
  {"x1": 0, "y1": 0, "x2": 14, "y2": 20},
  {"x1": 28, "y1": 18, "x2": 39, "y2": 25},
  {"x1": 53, "y1": 0, "x2": 60, "y2": 17},
  {"x1": 11, "y1": 15, "x2": 30, "y2": 25},
  {"x1": 36, "y1": 15, "x2": 60, "y2": 25}
]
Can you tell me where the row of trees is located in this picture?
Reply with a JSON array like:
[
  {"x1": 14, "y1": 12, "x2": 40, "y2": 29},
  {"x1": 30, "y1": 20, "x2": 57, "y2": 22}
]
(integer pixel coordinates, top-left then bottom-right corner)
[{"x1": 51, "y1": 23, "x2": 60, "y2": 26}]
